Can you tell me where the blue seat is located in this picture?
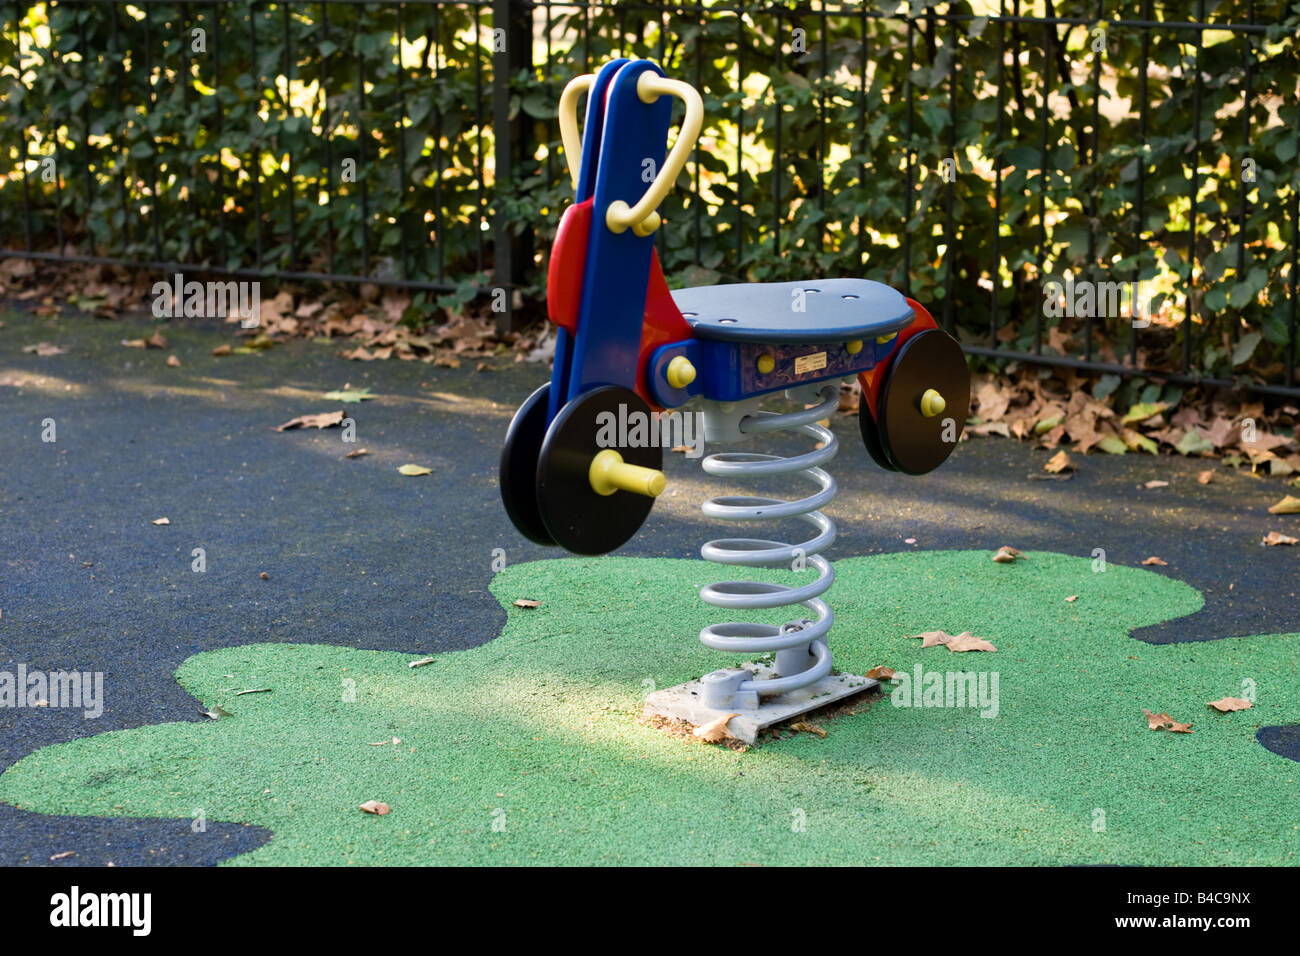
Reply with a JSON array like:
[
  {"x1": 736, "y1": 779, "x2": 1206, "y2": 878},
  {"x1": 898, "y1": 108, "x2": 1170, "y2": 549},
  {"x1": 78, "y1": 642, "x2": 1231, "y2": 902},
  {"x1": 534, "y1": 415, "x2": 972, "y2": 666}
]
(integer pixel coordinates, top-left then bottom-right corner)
[{"x1": 671, "y1": 278, "x2": 914, "y2": 344}]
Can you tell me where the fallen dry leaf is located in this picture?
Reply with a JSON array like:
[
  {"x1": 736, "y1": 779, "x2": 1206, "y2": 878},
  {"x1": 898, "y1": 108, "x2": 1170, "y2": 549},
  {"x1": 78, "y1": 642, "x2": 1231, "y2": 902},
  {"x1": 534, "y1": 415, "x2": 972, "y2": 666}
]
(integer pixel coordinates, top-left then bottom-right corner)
[
  {"x1": 408, "y1": 657, "x2": 436, "y2": 669},
  {"x1": 397, "y1": 463, "x2": 432, "y2": 476},
  {"x1": 259, "y1": 571, "x2": 269, "y2": 580},
  {"x1": 23, "y1": 342, "x2": 68, "y2": 356},
  {"x1": 790, "y1": 720, "x2": 827, "y2": 737},
  {"x1": 512, "y1": 599, "x2": 542, "y2": 609},
  {"x1": 992, "y1": 545, "x2": 1026, "y2": 563},
  {"x1": 1141, "y1": 556, "x2": 1168, "y2": 566},
  {"x1": 1197, "y1": 470, "x2": 1215, "y2": 484},
  {"x1": 166, "y1": 354, "x2": 181, "y2": 368},
  {"x1": 49, "y1": 851, "x2": 76, "y2": 861},
  {"x1": 147, "y1": 331, "x2": 168, "y2": 349},
  {"x1": 276, "y1": 410, "x2": 345, "y2": 431},
  {"x1": 151, "y1": 517, "x2": 170, "y2": 526},
  {"x1": 1044, "y1": 450, "x2": 1074, "y2": 474},
  {"x1": 692, "y1": 712, "x2": 739, "y2": 743},
  {"x1": 1065, "y1": 594, "x2": 1079, "y2": 603},
  {"x1": 670, "y1": 445, "x2": 692, "y2": 453},
  {"x1": 359, "y1": 800, "x2": 391, "y2": 816},
  {"x1": 211, "y1": 344, "x2": 232, "y2": 357},
  {"x1": 121, "y1": 338, "x2": 147, "y2": 348},
  {"x1": 1143, "y1": 709, "x2": 1193, "y2": 733},
  {"x1": 369, "y1": 737, "x2": 402, "y2": 746},
  {"x1": 944, "y1": 631, "x2": 998, "y2": 653},
  {"x1": 1207, "y1": 697, "x2": 1253, "y2": 713},
  {"x1": 910, "y1": 630, "x2": 996, "y2": 652},
  {"x1": 1143, "y1": 479, "x2": 1170, "y2": 489},
  {"x1": 864, "y1": 665, "x2": 896, "y2": 680},
  {"x1": 1262, "y1": 531, "x2": 1298, "y2": 547},
  {"x1": 1267, "y1": 495, "x2": 1300, "y2": 515},
  {"x1": 344, "y1": 447, "x2": 369, "y2": 459}
]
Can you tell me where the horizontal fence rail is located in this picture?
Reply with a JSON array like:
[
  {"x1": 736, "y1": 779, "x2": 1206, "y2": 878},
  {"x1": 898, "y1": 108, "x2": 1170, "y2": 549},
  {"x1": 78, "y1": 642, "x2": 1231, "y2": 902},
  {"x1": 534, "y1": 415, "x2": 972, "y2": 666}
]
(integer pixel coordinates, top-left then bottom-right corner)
[{"x1": 2, "y1": 0, "x2": 1298, "y2": 397}]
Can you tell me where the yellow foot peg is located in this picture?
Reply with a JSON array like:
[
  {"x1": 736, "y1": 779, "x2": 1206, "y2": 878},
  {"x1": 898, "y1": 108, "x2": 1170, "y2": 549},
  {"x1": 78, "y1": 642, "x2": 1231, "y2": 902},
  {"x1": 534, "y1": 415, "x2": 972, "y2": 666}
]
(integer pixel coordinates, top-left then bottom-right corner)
[{"x1": 589, "y1": 449, "x2": 667, "y2": 498}]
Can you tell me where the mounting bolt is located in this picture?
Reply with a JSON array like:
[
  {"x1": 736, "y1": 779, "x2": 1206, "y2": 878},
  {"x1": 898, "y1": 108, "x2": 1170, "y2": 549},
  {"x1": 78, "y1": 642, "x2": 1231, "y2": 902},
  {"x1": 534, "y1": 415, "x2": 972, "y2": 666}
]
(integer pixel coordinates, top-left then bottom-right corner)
[
  {"x1": 846, "y1": 339, "x2": 863, "y2": 355},
  {"x1": 920, "y1": 388, "x2": 946, "y2": 418},
  {"x1": 756, "y1": 354, "x2": 775, "y2": 375}
]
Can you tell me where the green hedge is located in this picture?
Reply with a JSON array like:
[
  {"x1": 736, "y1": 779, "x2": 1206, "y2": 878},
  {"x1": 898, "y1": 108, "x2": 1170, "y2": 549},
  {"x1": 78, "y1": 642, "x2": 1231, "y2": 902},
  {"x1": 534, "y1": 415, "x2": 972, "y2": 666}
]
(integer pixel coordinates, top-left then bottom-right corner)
[{"x1": 3, "y1": 1, "x2": 1299, "y2": 387}]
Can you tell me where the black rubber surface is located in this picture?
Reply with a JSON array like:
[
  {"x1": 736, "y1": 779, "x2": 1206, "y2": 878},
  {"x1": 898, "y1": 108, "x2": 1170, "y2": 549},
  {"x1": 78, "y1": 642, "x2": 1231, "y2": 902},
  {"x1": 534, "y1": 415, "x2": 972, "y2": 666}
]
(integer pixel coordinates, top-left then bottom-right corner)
[{"x1": 1, "y1": 304, "x2": 1296, "y2": 866}]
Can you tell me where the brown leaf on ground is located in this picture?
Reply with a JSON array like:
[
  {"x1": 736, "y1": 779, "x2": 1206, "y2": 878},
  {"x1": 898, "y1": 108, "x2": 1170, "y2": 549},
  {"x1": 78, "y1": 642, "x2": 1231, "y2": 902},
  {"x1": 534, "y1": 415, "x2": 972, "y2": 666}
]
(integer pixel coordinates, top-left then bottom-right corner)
[
  {"x1": 992, "y1": 545, "x2": 1026, "y2": 563},
  {"x1": 1207, "y1": 697, "x2": 1253, "y2": 713},
  {"x1": 1065, "y1": 594, "x2": 1079, "y2": 603},
  {"x1": 211, "y1": 344, "x2": 232, "y2": 356},
  {"x1": 1144, "y1": 479, "x2": 1170, "y2": 489},
  {"x1": 344, "y1": 447, "x2": 369, "y2": 459},
  {"x1": 359, "y1": 800, "x2": 391, "y2": 816},
  {"x1": 146, "y1": 331, "x2": 168, "y2": 349},
  {"x1": 943, "y1": 631, "x2": 998, "y2": 653},
  {"x1": 789, "y1": 720, "x2": 827, "y2": 737},
  {"x1": 49, "y1": 851, "x2": 76, "y2": 861},
  {"x1": 864, "y1": 665, "x2": 896, "y2": 680},
  {"x1": 1262, "y1": 531, "x2": 1298, "y2": 547},
  {"x1": 1197, "y1": 470, "x2": 1215, "y2": 484},
  {"x1": 151, "y1": 517, "x2": 170, "y2": 526},
  {"x1": 275, "y1": 410, "x2": 345, "y2": 431},
  {"x1": 512, "y1": 599, "x2": 541, "y2": 609},
  {"x1": 121, "y1": 338, "x2": 147, "y2": 348},
  {"x1": 692, "y1": 712, "x2": 739, "y2": 743},
  {"x1": 1141, "y1": 556, "x2": 1168, "y2": 566},
  {"x1": 1044, "y1": 450, "x2": 1073, "y2": 474},
  {"x1": 166, "y1": 354, "x2": 181, "y2": 368},
  {"x1": 912, "y1": 630, "x2": 953, "y2": 648},
  {"x1": 1143, "y1": 709, "x2": 1193, "y2": 733},
  {"x1": 23, "y1": 342, "x2": 68, "y2": 356},
  {"x1": 910, "y1": 630, "x2": 996, "y2": 652},
  {"x1": 1267, "y1": 495, "x2": 1300, "y2": 515}
]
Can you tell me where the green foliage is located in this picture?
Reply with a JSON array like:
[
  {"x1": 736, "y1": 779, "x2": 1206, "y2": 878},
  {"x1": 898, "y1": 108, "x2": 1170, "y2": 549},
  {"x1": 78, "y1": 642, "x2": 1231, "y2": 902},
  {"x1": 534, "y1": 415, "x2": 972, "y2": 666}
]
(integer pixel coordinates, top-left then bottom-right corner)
[{"x1": 2, "y1": 1, "x2": 1299, "y2": 387}]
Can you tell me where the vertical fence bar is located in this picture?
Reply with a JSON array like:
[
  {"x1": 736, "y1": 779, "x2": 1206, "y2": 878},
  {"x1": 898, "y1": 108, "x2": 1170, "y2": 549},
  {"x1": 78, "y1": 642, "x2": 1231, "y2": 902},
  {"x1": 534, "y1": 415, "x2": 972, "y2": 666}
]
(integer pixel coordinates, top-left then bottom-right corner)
[
  {"x1": 142, "y1": 5, "x2": 163, "y2": 262},
  {"x1": 76, "y1": 4, "x2": 94, "y2": 256},
  {"x1": 990, "y1": 1, "x2": 1004, "y2": 346},
  {"x1": 692, "y1": 8, "x2": 701, "y2": 265},
  {"x1": 817, "y1": 1, "x2": 826, "y2": 254},
  {"x1": 213, "y1": 1, "x2": 228, "y2": 268},
  {"x1": 282, "y1": 1, "x2": 296, "y2": 270},
  {"x1": 773, "y1": 4, "x2": 781, "y2": 259},
  {"x1": 734, "y1": 7, "x2": 743, "y2": 270},
  {"x1": 474, "y1": 3, "x2": 484, "y2": 274},
  {"x1": 492, "y1": 0, "x2": 533, "y2": 333},
  {"x1": 1133, "y1": 0, "x2": 1149, "y2": 368},
  {"x1": 319, "y1": 1, "x2": 334, "y2": 275},
  {"x1": 943, "y1": 5, "x2": 956, "y2": 331},
  {"x1": 11, "y1": 0, "x2": 33, "y2": 252},
  {"x1": 1036, "y1": 14, "x2": 1050, "y2": 356},
  {"x1": 1184, "y1": 0, "x2": 1205, "y2": 376},
  {"x1": 857, "y1": 5, "x2": 867, "y2": 270},
  {"x1": 395, "y1": 2, "x2": 409, "y2": 280},
  {"x1": 433, "y1": 1, "x2": 444, "y2": 282},
  {"x1": 1084, "y1": 0, "x2": 1101, "y2": 363},
  {"x1": 250, "y1": 4, "x2": 265, "y2": 269},
  {"x1": 902, "y1": 10, "x2": 913, "y2": 296},
  {"x1": 49, "y1": 2, "x2": 65, "y2": 257}
]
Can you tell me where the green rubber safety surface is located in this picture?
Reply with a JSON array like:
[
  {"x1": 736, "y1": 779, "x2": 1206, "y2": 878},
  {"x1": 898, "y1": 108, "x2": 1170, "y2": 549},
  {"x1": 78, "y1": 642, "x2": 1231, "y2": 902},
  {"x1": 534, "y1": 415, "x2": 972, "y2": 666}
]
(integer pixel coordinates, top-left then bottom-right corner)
[{"x1": 0, "y1": 550, "x2": 1296, "y2": 866}]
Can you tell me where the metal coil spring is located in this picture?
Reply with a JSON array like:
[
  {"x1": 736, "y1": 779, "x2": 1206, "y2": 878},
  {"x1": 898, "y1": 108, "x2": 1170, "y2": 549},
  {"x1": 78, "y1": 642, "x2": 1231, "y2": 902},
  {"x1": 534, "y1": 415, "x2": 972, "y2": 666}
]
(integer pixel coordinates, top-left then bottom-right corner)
[{"x1": 697, "y1": 384, "x2": 839, "y2": 704}]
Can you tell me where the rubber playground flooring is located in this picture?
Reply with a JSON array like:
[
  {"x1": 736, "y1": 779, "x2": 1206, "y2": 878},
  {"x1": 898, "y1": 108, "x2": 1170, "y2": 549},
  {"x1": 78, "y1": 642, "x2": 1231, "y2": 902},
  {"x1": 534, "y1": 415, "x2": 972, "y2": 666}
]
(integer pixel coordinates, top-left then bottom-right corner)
[{"x1": 1, "y1": 307, "x2": 1297, "y2": 865}]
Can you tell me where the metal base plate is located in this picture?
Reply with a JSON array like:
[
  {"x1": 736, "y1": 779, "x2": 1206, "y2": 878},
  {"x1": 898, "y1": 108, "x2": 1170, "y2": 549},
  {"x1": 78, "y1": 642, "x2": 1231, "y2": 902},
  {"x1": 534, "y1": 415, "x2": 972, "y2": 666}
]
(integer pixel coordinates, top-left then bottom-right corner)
[{"x1": 643, "y1": 663, "x2": 879, "y2": 745}]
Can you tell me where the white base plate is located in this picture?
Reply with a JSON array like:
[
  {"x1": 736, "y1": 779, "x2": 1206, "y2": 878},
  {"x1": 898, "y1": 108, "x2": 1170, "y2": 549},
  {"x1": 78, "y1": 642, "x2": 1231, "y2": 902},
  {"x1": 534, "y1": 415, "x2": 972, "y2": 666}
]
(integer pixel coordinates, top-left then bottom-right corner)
[{"x1": 643, "y1": 662, "x2": 879, "y2": 745}]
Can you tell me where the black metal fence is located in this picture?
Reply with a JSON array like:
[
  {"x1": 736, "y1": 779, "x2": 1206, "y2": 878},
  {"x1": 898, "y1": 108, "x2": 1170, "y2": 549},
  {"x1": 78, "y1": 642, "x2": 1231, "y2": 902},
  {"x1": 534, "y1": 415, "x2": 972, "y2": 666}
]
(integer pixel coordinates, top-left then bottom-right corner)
[{"x1": 2, "y1": 1, "x2": 1298, "y2": 398}]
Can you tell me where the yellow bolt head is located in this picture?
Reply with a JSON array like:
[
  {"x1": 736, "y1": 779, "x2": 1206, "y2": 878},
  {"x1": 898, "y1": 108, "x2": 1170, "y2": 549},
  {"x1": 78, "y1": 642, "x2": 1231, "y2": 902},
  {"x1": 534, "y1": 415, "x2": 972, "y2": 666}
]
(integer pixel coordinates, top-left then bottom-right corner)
[
  {"x1": 846, "y1": 340, "x2": 863, "y2": 355},
  {"x1": 666, "y1": 355, "x2": 696, "y2": 390},
  {"x1": 920, "y1": 388, "x2": 946, "y2": 418},
  {"x1": 757, "y1": 354, "x2": 776, "y2": 374},
  {"x1": 877, "y1": 332, "x2": 897, "y2": 345}
]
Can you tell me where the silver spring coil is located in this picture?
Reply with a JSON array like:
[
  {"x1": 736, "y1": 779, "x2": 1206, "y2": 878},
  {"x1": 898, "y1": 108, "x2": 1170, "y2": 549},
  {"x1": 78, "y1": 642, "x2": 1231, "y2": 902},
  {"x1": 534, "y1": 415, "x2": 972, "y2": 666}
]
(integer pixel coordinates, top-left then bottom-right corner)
[{"x1": 698, "y1": 384, "x2": 839, "y2": 703}]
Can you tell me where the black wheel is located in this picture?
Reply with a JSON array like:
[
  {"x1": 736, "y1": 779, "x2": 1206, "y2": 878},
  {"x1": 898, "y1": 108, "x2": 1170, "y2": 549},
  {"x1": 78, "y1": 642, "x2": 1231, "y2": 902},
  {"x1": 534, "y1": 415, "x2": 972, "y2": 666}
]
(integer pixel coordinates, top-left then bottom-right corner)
[
  {"x1": 875, "y1": 329, "x2": 970, "y2": 475},
  {"x1": 859, "y1": 396, "x2": 898, "y2": 472},
  {"x1": 536, "y1": 385, "x2": 662, "y2": 556},
  {"x1": 499, "y1": 382, "x2": 557, "y2": 546}
]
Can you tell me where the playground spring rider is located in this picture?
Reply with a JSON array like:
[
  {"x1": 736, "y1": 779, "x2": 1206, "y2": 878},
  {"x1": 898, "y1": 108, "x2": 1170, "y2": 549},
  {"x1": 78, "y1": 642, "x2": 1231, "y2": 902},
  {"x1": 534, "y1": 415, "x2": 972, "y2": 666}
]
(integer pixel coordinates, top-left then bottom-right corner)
[{"x1": 500, "y1": 60, "x2": 970, "y2": 742}]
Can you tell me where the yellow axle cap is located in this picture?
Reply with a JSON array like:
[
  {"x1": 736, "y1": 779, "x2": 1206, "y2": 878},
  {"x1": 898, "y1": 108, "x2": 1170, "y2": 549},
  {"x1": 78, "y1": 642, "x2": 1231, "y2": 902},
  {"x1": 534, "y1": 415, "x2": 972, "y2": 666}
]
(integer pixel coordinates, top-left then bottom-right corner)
[
  {"x1": 589, "y1": 449, "x2": 667, "y2": 498},
  {"x1": 920, "y1": 388, "x2": 946, "y2": 418},
  {"x1": 666, "y1": 355, "x2": 696, "y2": 389}
]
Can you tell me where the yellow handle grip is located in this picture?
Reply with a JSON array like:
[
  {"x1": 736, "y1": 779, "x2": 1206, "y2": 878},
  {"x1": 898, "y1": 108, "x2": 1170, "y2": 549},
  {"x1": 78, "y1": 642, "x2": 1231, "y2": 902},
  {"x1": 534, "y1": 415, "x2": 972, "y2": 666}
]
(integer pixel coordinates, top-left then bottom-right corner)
[
  {"x1": 605, "y1": 73, "x2": 704, "y2": 236},
  {"x1": 558, "y1": 73, "x2": 596, "y2": 189}
]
